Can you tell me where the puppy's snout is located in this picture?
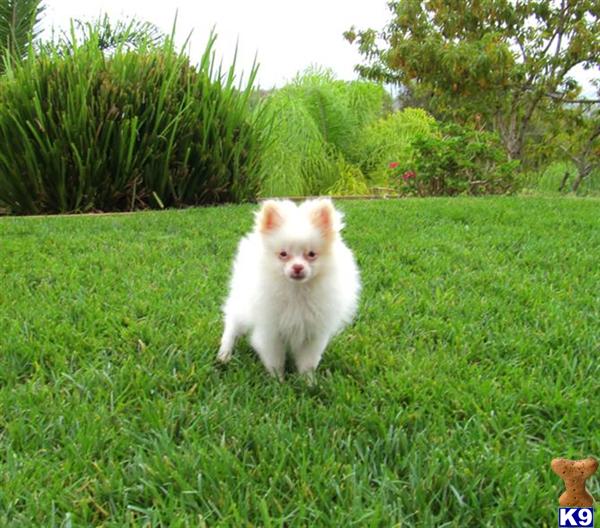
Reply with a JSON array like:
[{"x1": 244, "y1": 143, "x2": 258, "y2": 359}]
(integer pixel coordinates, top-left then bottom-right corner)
[{"x1": 292, "y1": 264, "x2": 304, "y2": 274}]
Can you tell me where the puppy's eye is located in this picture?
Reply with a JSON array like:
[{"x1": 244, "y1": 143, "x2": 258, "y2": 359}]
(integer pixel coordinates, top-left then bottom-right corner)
[
  {"x1": 306, "y1": 251, "x2": 317, "y2": 260},
  {"x1": 279, "y1": 251, "x2": 289, "y2": 259}
]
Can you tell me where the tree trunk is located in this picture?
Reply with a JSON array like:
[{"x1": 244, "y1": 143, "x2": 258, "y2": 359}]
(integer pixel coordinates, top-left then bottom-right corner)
[
  {"x1": 558, "y1": 171, "x2": 570, "y2": 192},
  {"x1": 572, "y1": 174, "x2": 584, "y2": 193},
  {"x1": 495, "y1": 112, "x2": 523, "y2": 161},
  {"x1": 572, "y1": 166, "x2": 590, "y2": 193}
]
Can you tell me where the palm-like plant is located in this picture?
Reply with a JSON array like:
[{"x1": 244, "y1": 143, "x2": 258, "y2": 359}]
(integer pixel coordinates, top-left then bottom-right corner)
[
  {"x1": 0, "y1": 0, "x2": 44, "y2": 70},
  {"x1": 59, "y1": 15, "x2": 165, "y2": 53}
]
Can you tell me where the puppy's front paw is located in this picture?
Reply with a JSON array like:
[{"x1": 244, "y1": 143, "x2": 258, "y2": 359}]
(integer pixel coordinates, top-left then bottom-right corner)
[
  {"x1": 266, "y1": 365, "x2": 285, "y2": 382},
  {"x1": 217, "y1": 346, "x2": 232, "y2": 363},
  {"x1": 301, "y1": 370, "x2": 317, "y2": 387}
]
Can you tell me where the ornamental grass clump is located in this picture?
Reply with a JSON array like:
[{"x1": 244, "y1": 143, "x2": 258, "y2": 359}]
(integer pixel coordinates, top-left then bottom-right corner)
[{"x1": 0, "y1": 26, "x2": 265, "y2": 214}]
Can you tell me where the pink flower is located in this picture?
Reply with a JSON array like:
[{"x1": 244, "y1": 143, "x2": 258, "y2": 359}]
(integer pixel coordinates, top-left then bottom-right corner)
[
  {"x1": 389, "y1": 161, "x2": 399, "y2": 169},
  {"x1": 402, "y1": 170, "x2": 416, "y2": 181}
]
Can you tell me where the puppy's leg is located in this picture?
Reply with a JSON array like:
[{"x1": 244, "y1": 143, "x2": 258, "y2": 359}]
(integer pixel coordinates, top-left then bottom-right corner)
[
  {"x1": 250, "y1": 328, "x2": 285, "y2": 381},
  {"x1": 292, "y1": 335, "x2": 329, "y2": 382},
  {"x1": 217, "y1": 316, "x2": 242, "y2": 363}
]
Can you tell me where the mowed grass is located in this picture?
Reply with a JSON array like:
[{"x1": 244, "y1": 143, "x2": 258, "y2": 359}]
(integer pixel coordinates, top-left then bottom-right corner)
[{"x1": 0, "y1": 197, "x2": 599, "y2": 527}]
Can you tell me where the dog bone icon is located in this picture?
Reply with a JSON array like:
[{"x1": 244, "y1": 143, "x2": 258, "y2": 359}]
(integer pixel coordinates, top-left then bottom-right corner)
[{"x1": 551, "y1": 457, "x2": 598, "y2": 507}]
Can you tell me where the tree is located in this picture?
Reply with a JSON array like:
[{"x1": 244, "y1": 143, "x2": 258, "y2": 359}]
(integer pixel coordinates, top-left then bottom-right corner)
[
  {"x1": 345, "y1": 0, "x2": 600, "y2": 162},
  {"x1": 0, "y1": 0, "x2": 44, "y2": 70},
  {"x1": 560, "y1": 104, "x2": 600, "y2": 192}
]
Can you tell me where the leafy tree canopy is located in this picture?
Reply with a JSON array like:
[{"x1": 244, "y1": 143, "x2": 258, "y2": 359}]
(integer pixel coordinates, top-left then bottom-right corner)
[{"x1": 346, "y1": 0, "x2": 600, "y2": 160}]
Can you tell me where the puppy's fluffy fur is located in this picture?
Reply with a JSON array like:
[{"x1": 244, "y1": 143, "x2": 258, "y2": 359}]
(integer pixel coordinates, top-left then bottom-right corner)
[{"x1": 217, "y1": 198, "x2": 360, "y2": 379}]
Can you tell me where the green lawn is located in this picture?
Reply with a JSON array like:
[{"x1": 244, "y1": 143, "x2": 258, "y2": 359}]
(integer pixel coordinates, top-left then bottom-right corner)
[{"x1": 1, "y1": 197, "x2": 598, "y2": 527}]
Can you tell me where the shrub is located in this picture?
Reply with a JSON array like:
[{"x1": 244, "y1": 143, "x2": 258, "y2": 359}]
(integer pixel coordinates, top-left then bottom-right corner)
[
  {"x1": 0, "y1": 28, "x2": 264, "y2": 214},
  {"x1": 289, "y1": 68, "x2": 389, "y2": 159},
  {"x1": 352, "y1": 108, "x2": 439, "y2": 185},
  {"x1": 257, "y1": 90, "x2": 338, "y2": 197},
  {"x1": 258, "y1": 69, "x2": 389, "y2": 197},
  {"x1": 408, "y1": 123, "x2": 520, "y2": 196},
  {"x1": 326, "y1": 158, "x2": 369, "y2": 196}
]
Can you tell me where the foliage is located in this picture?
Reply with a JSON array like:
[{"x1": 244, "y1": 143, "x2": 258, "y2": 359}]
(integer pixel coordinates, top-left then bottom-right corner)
[
  {"x1": 1, "y1": 198, "x2": 599, "y2": 525},
  {"x1": 346, "y1": 0, "x2": 600, "y2": 161},
  {"x1": 523, "y1": 91, "x2": 600, "y2": 192},
  {"x1": 289, "y1": 68, "x2": 362, "y2": 157},
  {"x1": 410, "y1": 123, "x2": 520, "y2": 195},
  {"x1": 532, "y1": 161, "x2": 578, "y2": 193},
  {"x1": 554, "y1": 105, "x2": 600, "y2": 192},
  {"x1": 55, "y1": 14, "x2": 165, "y2": 52},
  {"x1": 342, "y1": 74, "x2": 393, "y2": 130},
  {"x1": 524, "y1": 161, "x2": 600, "y2": 196},
  {"x1": 257, "y1": 89, "x2": 339, "y2": 197},
  {"x1": 0, "y1": 0, "x2": 44, "y2": 71},
  {"x1": 0, "y1": 25, "x2": 265, "y2": 214},
  {"x1": 578, "y1": 168, "x2": 600, "y2": 195},
  {"x1": 259, "y1": 83, "x2": 517, "y2": 198},
  {"x1": 326, "y1": 157, "x2": 369, "y2": 196},
  {"x1": 289, "y1": 67, "x2": 390, "y2": 158},
  {"x1": 259, "y1": 68, "x2": 389, "y2": 197},
  {"x1": 351, "y1": 107, "x2": 438, "y2": 185}
]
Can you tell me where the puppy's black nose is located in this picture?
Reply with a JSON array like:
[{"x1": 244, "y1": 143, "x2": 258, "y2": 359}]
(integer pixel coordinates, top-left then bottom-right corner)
[{"x1": 292, "y1": 264, "x2": 304, "y2": 274}]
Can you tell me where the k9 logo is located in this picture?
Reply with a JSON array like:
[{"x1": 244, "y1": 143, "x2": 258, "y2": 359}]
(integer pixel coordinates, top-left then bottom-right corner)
[{"x1": 559, "y1": 508, "x2": 594, "y2": 527}]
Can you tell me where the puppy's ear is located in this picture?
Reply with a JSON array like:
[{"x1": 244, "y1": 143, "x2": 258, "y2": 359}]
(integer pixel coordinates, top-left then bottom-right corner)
[
  {"x1": 310, "y1": 199, "x2": 343, "y2": 239},
  {"x1": 256, "y1": 200, "x2": 283, "y2": 234}
]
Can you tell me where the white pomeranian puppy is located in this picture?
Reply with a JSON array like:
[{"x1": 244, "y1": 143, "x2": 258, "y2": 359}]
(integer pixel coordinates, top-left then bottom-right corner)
[{"x1": 217, "y1": 198, "x2": 360, "y2": 380}]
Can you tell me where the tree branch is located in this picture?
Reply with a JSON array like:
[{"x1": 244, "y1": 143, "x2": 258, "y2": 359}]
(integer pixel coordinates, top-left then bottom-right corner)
[{"x1": 546, "y1": 93, "x2": 600, "y2": 104}]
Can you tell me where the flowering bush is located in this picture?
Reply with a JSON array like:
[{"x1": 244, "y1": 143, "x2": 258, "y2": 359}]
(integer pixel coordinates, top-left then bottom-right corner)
[
  {"x1": 353, "y1": 108, "x2": 438, "y2": 186},
  {"x1": 410, "y1": 124, "x2": 519, "y2": 196},
  {"x1": 387, "y1": 163, "x2": 417, "y2": 194}
]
